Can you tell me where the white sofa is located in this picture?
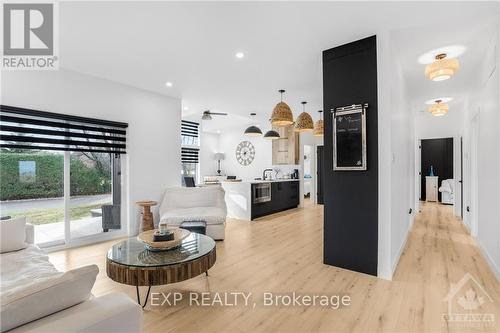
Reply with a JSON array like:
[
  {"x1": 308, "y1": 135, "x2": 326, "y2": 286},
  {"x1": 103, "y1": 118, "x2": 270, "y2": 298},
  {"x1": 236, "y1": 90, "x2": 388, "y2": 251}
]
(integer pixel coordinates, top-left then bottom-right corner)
[
  {"x1": 1, "y1": 223, "x2": 143, "y2": 333},
  {"x1": 439, "y1": 179, "x2": 454, "y2": 205},
  {"x1": 159, "y1": 186, "x2": 227, "y2": 240}
]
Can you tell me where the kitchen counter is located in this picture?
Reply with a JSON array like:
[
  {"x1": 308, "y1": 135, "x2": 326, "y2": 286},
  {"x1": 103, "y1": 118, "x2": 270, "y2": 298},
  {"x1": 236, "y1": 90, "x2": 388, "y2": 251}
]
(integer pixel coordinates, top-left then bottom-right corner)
[
  {"x1": 222, "y1": 179, "x2": 300, "y2": 221},
  {"x1": 224, "y1": 179, "x2": 300, "y2": 184}
]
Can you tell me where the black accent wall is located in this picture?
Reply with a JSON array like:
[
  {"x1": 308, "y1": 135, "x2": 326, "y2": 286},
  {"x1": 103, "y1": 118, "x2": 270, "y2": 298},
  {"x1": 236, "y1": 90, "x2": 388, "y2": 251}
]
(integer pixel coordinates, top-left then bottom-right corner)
[
  {"x1": 322, "y1": 36, "x2": 379, "y2": 276},
  {"x1": 420, "y1": 138, "x2": 453, "y2": 202}
]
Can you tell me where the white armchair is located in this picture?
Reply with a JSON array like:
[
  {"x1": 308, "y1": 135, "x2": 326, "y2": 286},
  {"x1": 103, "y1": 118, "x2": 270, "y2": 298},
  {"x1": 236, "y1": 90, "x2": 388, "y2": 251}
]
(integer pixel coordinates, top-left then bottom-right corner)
[
  {"x1": 439, "y1": 179, "x2": 454, "y2": 205},
  {"x1": 159, "y1": 186, "x2": 227, "y2": 240}
]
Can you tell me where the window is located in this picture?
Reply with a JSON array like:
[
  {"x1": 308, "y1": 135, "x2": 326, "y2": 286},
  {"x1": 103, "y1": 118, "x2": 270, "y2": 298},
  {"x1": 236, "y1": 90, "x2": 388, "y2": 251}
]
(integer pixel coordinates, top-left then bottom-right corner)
[
  {"x1": 0, "y1": 105, "x2": 128, "y2": 247},
  {"x1": 181, "y1": 120, "x2": 199, "y2": 185}
]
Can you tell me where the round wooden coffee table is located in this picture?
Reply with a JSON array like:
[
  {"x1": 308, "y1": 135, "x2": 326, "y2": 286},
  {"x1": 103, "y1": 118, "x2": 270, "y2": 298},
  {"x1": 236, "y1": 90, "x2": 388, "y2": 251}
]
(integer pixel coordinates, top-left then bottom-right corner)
[{"x1": 106, "y1": 233, "x2": 216, "y2": 308}]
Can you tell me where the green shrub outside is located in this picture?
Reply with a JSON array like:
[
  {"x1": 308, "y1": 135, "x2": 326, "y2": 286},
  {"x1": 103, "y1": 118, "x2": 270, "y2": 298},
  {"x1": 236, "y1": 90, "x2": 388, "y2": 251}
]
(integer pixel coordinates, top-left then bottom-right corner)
[{"x1": 0, "y1": 151, "x2": 111, "y2": 201}]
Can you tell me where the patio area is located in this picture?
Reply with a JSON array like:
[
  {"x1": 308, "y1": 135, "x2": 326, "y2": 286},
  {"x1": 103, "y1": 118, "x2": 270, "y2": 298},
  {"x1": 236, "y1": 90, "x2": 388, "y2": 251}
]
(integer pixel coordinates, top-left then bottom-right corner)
[
  {"x1": 0, "y1": 194, "x2": 120, "y2": 245},
  {"x1": 34, "y1": 216, "x2": 119, "y2": 244}
]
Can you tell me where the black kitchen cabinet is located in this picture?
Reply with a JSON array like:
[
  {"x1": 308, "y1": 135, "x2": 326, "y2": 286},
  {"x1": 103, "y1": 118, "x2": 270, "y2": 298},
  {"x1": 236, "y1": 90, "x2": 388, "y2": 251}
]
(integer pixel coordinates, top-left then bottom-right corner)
[{"x1": 251, "y1": 181, "x2": 299, "y2": 219}]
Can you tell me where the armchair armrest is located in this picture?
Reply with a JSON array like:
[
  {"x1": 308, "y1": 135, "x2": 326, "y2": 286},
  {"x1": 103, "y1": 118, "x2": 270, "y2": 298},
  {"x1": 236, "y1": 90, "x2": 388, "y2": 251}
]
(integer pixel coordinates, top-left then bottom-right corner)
[{"x1": 25, "y1": 223, "x2": 34, "y2": 244}]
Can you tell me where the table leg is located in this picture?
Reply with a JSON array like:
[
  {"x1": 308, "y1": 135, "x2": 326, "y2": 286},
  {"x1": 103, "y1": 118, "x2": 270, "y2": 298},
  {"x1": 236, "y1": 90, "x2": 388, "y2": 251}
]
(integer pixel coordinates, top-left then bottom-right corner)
[
  {"x1": 206, "y1": 270, "x2": 208, "y2": 276},
  {"x1": 136, "y1": 286, "x2": 152, "y2": 309}
]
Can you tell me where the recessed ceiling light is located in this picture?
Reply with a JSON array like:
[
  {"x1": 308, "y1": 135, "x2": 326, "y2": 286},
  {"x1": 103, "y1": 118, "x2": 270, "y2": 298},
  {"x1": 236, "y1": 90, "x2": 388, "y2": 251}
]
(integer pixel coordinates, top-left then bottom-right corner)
[
  {"x1": 165, "y1": 82, "x2": 173, "y2": 87},
  {"x1": 235, "y1": 52, "x2": 244, "y2": 59},
  {"x1": 425, "y1": 97, "x2": 453, "y2": 105},
  {"x1": 417, "y1": 45, "x2": 466, "y2": 64},
  {"x1": 183, "y1": 106, "x2": 189, "y2": 111}
]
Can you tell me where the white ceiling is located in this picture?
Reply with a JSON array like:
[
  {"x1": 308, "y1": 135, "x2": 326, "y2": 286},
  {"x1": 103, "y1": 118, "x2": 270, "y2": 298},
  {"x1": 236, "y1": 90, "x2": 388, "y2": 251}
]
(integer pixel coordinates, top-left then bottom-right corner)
[
  {"x1": 59, "y1": 2, "x2": 499, "y2": 131},
  {"x1": 391, "y1": 17, "x2": 498, "y2": 114}
]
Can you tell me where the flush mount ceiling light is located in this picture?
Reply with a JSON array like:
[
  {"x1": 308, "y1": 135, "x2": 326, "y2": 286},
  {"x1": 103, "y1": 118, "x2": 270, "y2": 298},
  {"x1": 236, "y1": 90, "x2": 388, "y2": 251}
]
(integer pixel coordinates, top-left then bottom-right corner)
[
  {"x1": 418, "y1": 45, "x2": 465, "y2": 64},
  {"x1": 425, "y1": 53, "x2": 460, "y2": 81},
  {"x1": 428, "y1": 100, "x2": 449, "y2": 117},
  {"x1": 424, "y1": 97, "x2": 453, "y2": 105},
  {"x1": 313, "y1": 110, "x2": 324, "y2": 137},
  {"x1": 244, "y1": 113, "x2": 262, "y2": 136},
  {"x1": 235, "y1": 52, "x2": 245, "y2": 59},
  {"x1": 294, "y1": 101, "x2": 314, "y2": 132},
  {"x1": 165, "y1": 82, "x2": 173, "y2": 87},
  {"x1": 271, "y1": 90, "x2": 294, "y2": 126}
]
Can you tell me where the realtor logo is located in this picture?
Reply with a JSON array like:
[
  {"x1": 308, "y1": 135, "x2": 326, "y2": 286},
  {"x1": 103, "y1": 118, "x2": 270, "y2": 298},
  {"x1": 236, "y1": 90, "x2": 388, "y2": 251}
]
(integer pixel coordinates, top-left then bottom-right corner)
[
  {"x1": 2, "y1": 2, "x2": 58, "y2": 69},
  {"x1": 442, "y1": 273, "x2": 495, "y2": 328}
]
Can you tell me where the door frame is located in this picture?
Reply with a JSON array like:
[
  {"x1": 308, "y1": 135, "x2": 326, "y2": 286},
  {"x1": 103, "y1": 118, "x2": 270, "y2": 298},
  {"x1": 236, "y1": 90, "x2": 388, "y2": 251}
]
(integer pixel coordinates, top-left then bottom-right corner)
[{"x1": 469, "y1": 114, "x2": 479, "y2": 237}]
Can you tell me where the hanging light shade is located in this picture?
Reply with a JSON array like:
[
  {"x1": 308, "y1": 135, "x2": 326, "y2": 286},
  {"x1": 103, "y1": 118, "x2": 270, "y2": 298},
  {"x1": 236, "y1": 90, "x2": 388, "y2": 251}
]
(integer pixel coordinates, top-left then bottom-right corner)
[
  {"x1": 244, "y1": 126, "x2": 262, "y2": 136},
  {"x1": 294, "y1": 101, "x2": 314, "y2": 132},
  {"x1": 244, "y1": 113, "x2": 262, "y2": 136},
  {"x1": 428, "y1": 100, "x2": 449, "y2": 117},
  {"x1": 425, "y1": 53, "x2": 459, "y2": 81},
  {"x1": 313, "y1": 110, "x2": 324, "y2": 137},
  {"x1": 263, "y1": 129, "x2": 280, "y2": 140},
  {"x1": 271, "y1": 90, "x2": 294, "y2": 126}
]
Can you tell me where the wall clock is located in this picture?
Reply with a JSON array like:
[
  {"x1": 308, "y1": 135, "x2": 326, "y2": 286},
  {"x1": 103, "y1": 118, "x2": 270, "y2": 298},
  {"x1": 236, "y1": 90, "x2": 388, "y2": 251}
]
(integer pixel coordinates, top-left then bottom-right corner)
[{"x1": 236, "y1": 141, "x2": 255, "y2": 166}]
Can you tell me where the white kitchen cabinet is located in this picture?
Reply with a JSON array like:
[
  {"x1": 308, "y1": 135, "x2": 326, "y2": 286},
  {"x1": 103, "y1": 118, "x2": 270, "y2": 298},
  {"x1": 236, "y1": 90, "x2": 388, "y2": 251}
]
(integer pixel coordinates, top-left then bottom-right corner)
[{"x1": 426, "y1": 176, "x2": 439, "y2": 202}]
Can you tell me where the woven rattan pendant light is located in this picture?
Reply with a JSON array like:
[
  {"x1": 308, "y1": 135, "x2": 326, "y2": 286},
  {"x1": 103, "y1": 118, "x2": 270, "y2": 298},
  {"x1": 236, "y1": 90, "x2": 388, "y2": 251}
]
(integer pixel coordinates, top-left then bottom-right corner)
[
  {"x1": 294, "y1": 101, "x2": 314, "y2": 132},
  {"x1": 425, "y1": 53, "x2": 459, "y2": 81},
  {"x1": 271, "y1": 90, "x2": 294, "y2": 126},
  {"x1": 313, "y1": 110, "x2": 324, "y2": 137}
]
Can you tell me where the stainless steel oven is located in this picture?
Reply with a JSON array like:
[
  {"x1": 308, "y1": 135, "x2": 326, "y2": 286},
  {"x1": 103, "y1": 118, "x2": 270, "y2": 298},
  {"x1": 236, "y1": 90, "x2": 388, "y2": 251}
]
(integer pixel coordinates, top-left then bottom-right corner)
[{"x1": 253, "y1": 182, "x2": 271, "y2": 203}]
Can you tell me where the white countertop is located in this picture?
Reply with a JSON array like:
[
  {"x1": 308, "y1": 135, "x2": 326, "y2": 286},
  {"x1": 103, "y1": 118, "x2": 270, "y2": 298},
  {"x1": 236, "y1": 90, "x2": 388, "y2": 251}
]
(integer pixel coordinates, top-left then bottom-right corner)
[{"x1": 223, "y1": 179, "x2": 300, "y2": 184}]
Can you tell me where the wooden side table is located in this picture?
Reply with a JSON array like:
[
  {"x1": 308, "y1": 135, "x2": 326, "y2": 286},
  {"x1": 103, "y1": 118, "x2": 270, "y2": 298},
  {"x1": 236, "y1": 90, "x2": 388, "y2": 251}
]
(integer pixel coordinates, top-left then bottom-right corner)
[{"x1": 136, "y1": 200, "x2": 157, "y2": 232}]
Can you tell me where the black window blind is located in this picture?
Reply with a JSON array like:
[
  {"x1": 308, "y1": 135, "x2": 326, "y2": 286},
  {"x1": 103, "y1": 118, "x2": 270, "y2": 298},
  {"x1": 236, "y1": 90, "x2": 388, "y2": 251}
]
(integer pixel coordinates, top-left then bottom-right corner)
[
  {"x1": 181, "y1": 147, "x2": 199, "y2": 163},
  {"x1": 0, "y1": 105, "x2": 128, "y2": 154},
  {"x1": 181, "y1": 120, "x2": 199, "y2": 138}
]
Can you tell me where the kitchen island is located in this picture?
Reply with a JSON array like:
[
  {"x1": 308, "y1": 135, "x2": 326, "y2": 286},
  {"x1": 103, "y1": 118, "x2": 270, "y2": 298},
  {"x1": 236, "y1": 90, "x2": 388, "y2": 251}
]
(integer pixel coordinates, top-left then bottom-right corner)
[{"x1": 222, "y1": 179, "x2": 300, "y2": 221}]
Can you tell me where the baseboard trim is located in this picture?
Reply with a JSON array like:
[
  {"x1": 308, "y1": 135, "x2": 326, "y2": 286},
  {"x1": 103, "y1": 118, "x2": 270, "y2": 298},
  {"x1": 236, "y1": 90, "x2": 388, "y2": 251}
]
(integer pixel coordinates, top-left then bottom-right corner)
[
  {"x1": 477, "y1": 239, "x2": 500, "y2": 281},
  {"x1": 391, "y1": 215, "x2": 414, "y2": 275}
]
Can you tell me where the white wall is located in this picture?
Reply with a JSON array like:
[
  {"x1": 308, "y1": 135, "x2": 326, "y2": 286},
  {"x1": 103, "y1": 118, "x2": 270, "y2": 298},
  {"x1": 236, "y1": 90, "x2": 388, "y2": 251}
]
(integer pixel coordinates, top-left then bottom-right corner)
[
  {"x1": 1, "y1": 69, "x2": 182, "y2": 235},
  {"x1": 377, "y1": 30, "x2": 416, "y2": 280},
  {"x1": 389, "y1": 55, "x2": 415, "y2": 276},
  {"x1": 199, "y1": 131, "x2": 220, "y2": 179},
  {"x1": 415, "y1": 103, "x2": 464, "y2": 139},
  {"x1": 461, "y1": 20, "x2": 500, "y2": 279},
  {"x1": 218, "y1": 126, "x2": 273, "y2": 180}
]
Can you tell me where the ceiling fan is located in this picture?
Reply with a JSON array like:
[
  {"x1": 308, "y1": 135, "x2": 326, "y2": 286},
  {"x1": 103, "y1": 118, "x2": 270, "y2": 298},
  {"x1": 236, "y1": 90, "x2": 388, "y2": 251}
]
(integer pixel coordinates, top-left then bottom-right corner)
[{"x1": 202, "y1": 110, "x2": 228, "y2": 120}]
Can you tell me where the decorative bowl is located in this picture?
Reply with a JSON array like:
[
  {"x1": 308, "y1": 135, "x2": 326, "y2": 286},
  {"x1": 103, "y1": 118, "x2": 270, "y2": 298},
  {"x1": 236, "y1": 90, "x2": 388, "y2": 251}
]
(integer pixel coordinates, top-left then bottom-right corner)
[{"x1": 137, "y1": 228, "x2": 190, "y2": 251}]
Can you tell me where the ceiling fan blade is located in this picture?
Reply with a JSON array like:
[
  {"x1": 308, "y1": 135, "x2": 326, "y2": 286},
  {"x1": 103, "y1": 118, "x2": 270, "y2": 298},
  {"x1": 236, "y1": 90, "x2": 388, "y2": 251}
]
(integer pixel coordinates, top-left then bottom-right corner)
[{"x1": 209, "y1": 112, "x2": 228, "y2": 116}]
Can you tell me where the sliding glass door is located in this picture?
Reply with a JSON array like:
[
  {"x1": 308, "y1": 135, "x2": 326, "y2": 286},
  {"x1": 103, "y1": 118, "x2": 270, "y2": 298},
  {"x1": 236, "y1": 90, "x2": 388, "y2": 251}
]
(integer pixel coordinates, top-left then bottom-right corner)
[
  {"x1": 69, "y1": 151, "x2": 114, "y2": 240},
  {"x1": 0, "y1": 149, "x2": 65, "y2": 246},
  {"x1": 0, "y1": 150, "x2": 121, "y2": 247},
  {"x1": 1, "y1": 104, "x2": 128, "y2": 247}
]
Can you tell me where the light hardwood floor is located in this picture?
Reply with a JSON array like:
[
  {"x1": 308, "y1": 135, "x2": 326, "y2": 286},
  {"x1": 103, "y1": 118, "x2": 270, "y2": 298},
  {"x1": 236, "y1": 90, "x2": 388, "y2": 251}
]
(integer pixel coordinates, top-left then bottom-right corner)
[{"x1": 49, "y1": 201, "x2": 499, "y2": 333}]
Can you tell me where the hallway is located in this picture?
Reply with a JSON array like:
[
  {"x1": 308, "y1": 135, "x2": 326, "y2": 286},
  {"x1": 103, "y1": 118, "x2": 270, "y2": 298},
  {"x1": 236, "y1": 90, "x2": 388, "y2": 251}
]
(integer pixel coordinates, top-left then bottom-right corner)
[
  {"x1": 48, "y1": 202, "x2": 499, "y2": 332},
  {"x1": 392, "y1": 202, "x2": 499, "y2": 332}
]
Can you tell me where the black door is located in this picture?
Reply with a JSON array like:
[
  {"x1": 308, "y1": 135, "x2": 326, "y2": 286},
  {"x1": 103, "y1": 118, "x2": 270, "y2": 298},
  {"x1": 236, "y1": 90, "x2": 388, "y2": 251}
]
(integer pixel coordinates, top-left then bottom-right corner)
[{"x1": 317, "y1": 146, "x2": 324, "y2": 204}]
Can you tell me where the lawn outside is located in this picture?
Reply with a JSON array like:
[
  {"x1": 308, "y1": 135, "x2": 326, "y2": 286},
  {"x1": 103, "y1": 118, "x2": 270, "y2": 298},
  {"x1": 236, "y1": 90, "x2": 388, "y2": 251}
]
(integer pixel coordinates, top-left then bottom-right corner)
[
  {"x1": 7, "y1": 203, "x2": 107, "y2": 225},
  {"x1": 0, "y1": 194, "x2": 111, "y2": 225}
]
